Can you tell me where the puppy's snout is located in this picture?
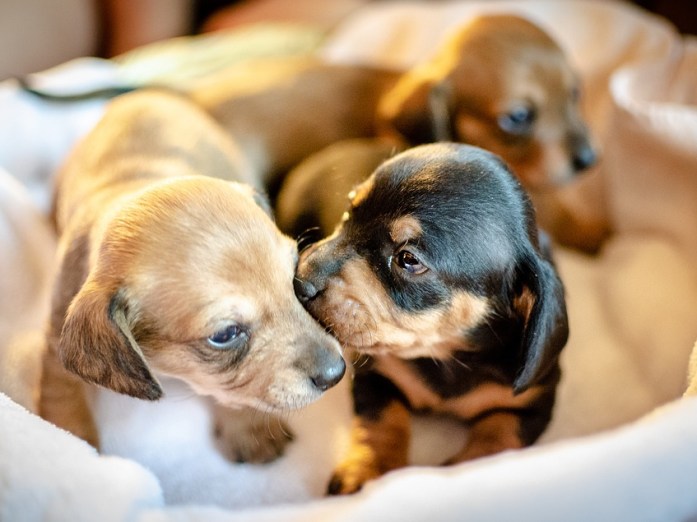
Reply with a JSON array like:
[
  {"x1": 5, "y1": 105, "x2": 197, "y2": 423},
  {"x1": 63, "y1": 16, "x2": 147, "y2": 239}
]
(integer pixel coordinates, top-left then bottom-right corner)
[
  {"x1": 296, "y1": 344, "x2": 346, "y2": 392},
  {"x1": 294, "y1": 277, "x2": 319, "y2": 303},
  {"x1": 311, "y1": 354, "x2": 346, "y2": 392},
  {"x1": 572, "y1": 143, "x2": 597, "y2": 172}
]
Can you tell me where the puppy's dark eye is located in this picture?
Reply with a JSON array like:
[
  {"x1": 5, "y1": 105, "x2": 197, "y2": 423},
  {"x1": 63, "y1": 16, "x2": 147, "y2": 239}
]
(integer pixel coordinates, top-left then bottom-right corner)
[
  {"x1": 207, "y1": 325, "x2": 246, "y2": 349},
  {"x1": 498, "y1": 105, "x2": 536, "y2": 135},
  {"x1": 395, "y1": 249, "x2": 428, "y2": 275}
]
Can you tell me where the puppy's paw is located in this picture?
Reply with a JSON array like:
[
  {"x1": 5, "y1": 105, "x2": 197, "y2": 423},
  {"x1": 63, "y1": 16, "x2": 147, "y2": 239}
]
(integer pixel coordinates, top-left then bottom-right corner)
[
  {"x1": 326, "y1": 455, "x2": 381, "y2": 495},
  {"x1": 213, "y1": 406, "x2": 294, "y2": 464}
]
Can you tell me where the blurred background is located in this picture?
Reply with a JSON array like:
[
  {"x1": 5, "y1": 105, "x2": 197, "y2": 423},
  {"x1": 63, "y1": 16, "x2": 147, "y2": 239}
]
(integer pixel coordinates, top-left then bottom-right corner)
[{"x1": 1, "y1": 0, "x2": 694, "y2": 81}]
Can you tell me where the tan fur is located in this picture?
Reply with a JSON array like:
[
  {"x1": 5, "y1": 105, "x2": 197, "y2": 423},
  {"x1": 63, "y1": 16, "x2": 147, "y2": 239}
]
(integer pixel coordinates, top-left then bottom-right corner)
[
  {"x1": 348, "y1": 176, "x2": 376, "y2": 210},
  {"x1": 685, "y1": 340, "x2": 697, "y2": 397},
  {"x1": 307, "y1": 256, "x2": 490, "y2": 359},
  {"x1": 445, "y1": 411, "x2": 524, "y2": 464},
  {"x1": 192, "y1": 57, "x2": 397, "y2": 188},
  {"x1": 196, "y1": 15, "x2": 599, "y2": 250},
  {"x1": 374, "y1": 356, "x2": 545, "y2": 418},
  {"x1": 41, "y1": 90, "x2": 344, "y2": 460},
  {"x1": 379, "y1": 15, "x2": 589, "y2": 188},
  {"x1": 212, "y1": 403, "x2": 294, "y2": 463},
  {"x1": 329, "y1": 401, "x2": 411, "y2": 494},
  {"x1": 388, "y1": 215, "x2": 423, "y2": 245}
]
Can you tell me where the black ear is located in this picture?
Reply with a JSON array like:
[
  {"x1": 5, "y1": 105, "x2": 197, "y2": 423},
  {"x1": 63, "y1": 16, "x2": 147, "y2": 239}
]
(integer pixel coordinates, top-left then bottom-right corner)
[
  {"x1": 59, "y1": 280, "x2": 163, "y2": 400},
  {"x1": 380, "y1": 76, "x2": 454, "y2": 144},
  {"x1": 512, "y1": 250, "x2": 569, "y2": 393}
]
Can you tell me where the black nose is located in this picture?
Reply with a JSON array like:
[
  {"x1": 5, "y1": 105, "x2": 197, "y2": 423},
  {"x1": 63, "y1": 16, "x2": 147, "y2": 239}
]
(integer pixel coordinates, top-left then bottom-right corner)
[
  {"x1": 310, "y1": 356, "x2": 346, "y2": 392},
  {"x1": 294, "y1": 277, "x2": 319, "y2": 302},
  {"x1": 572, "y1": 144, "x2": 597, "y2": 172}
]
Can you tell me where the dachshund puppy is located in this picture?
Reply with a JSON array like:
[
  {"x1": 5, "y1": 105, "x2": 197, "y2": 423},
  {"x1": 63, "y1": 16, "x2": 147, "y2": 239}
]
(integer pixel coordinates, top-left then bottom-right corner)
[
  {"x1": 293, "y1": 143, "x2": 569, "y2": 494},
  {"x1": 193, "y1": 14, "x2": 595, "y2": 197},
  {"x1": 40, "y1": 90, "x2": 345, "y2": 463},
  {"x1": 275, "y1": 138, "x2": 402, "y2": 241}
]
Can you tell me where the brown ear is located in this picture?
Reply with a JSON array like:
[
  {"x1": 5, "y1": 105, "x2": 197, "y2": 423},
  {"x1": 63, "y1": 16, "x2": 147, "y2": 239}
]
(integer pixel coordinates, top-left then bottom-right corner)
[
  {"x1": 512, "y1": 251, "x2": 569, "y2": 393},
  {"x1": 379, "y1": 75, "x2": 454, "y2": 144},
  {"x1": 59, "y1": 280, "x2": 162, "y2": 400}
]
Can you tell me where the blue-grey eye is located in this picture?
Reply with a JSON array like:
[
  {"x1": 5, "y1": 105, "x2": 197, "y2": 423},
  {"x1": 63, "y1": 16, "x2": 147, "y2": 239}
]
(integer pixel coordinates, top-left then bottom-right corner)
[
  {"x1": 498, "y1": 105, "x2": 536, "y2": 135},
  {"x1": 207, "y1": 325, "x2": 246, "y2": 349}
]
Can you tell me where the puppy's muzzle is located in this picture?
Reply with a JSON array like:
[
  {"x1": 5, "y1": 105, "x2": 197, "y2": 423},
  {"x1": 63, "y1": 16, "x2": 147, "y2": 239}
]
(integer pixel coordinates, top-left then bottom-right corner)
[
  {"x1": 572, "y1": 142, "x2": 597, "y2": 172},
  {"x1": 569, "y1": 129, "x2": 598, "y2": 173},
  {"x1": 295, "y1": 238, "x2": 347, "y2": 304},
  {"x1": 294, "y1": 271, "x2": 345, "y2": 390},
  {"x1": 302, "y1": 343, "x2": 346, "y2": 392},
  {"x1": 294, "y1": 277, "x2": 320, "y2": 303}
]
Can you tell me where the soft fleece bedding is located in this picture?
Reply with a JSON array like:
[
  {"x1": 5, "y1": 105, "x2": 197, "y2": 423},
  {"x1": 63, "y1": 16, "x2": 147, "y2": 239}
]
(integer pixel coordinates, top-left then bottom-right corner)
[{"x1": 2, "y1": 1, "x2": 697, "y2": 520}]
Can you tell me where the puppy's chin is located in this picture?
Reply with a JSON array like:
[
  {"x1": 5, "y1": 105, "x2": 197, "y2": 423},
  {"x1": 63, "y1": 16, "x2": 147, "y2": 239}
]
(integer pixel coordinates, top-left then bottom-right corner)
[
  {"x1": 345, "y1": 342, "x2": 460, "y2": 360},
  {"x1": 207, "y1": 387, "x2": 324, "y2": 413}
]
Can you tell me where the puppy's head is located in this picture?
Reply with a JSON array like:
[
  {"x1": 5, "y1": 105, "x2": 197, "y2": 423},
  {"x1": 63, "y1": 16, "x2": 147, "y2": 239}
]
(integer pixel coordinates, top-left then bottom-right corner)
[
  {"x1": 295, "y1": 143, "x2": 567, "y2": 392},
  {"x1": 378, "y1": 14, "x2": 596, "y2": 190},
  {"x1": 59, "y1": 177, "x2": 344, "y2": 411}
]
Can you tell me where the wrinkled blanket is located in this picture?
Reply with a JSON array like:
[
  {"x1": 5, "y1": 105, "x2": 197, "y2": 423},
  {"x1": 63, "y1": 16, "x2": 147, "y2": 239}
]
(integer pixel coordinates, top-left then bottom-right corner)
[{"x1": 1, "y1": 1, "x2": 697, "y2": 521}]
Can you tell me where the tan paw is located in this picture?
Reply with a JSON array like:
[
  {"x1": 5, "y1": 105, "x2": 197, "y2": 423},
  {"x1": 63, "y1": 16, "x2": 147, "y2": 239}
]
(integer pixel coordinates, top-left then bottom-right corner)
[
  {"x1": 326, "y1": 457, "x2": 381, "y2": 495},
  {"x1": 213, "y1": 407, "x2": 294, "y2": 464}
]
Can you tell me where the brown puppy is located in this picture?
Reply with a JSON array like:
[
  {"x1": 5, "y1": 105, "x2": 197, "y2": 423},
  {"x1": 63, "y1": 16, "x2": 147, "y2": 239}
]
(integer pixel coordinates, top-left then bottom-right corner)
[
  {"x1": 275, "y1": 138, "x2": 402, "y2": 241},
  {"x1": 193, "y1": 14, "x2": 595, "y2": 198},
  {"x1": 40, "y1": 90, "x2": 345, "y2": 463},
  {"x1": 293, "y1": 143, "x2": 568, "y2": 494}
]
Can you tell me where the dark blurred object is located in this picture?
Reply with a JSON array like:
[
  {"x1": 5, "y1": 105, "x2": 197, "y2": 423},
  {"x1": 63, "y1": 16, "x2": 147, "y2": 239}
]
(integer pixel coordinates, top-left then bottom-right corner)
[
  {"x1": 631, "y1": 0, "x2": 697, "y2": 34},
  {"x1": 98, "y1": 0, "x2": 193, "y2": 57}
]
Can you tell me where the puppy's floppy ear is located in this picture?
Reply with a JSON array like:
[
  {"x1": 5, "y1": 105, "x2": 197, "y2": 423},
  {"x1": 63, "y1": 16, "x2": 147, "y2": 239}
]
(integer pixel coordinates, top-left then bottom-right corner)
[
  {"x1": 59, "y1": 279, "x2": 162, "y2": 400},
  {"x1": 379, "y1": 76, "x2": 454, "y2": 144},
  {"x1": 512, "y1": 249, "x2": 569, "y2": 393}
]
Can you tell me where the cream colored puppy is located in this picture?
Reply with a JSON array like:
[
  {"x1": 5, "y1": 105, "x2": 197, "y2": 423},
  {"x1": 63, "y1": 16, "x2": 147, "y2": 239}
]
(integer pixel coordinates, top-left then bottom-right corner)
[{"x1": 40, "y1": 90, "x2": 345, "y2": 462}]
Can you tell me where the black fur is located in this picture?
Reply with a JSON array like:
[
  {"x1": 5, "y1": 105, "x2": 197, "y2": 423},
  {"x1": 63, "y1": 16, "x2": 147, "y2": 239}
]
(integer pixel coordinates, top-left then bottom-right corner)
[{"x1": 292, "y1": 143, "x2": 568, "y2": 456}]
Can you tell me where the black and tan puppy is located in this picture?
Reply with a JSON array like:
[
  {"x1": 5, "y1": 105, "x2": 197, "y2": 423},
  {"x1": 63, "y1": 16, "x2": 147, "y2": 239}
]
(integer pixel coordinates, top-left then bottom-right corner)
[
  {"x1": 293, "y1": 143, "x2": 569, "y2": 494},
  {"x1": 40, "y1": 90, "x2": 345, "y2": 463}
]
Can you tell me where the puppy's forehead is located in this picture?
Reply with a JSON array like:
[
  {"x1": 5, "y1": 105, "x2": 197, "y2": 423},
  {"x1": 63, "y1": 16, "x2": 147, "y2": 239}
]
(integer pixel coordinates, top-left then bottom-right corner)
[
  {"x1": 367, "y1": 144, "x2": 520, "y2": 212},
  {"x1": 353, "y1": 144, "x2": 526, "y2": 272},
  {"x1": 123, "y1": 177, "x2": 296, "y2": 315}
]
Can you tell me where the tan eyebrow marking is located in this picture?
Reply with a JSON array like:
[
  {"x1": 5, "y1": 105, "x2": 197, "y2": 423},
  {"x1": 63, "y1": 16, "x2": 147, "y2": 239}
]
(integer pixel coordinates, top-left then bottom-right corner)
[
  {"x1": 389, "y1": 215, "x2": 423, "y2": 245},
  {"x1": 349, "y1": 177, "x2": 375, "y2": 208}
]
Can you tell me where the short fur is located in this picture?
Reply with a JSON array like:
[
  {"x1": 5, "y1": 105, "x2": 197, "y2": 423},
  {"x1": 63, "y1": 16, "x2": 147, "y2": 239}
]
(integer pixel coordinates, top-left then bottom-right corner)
[
  {"x1": 293, "y1": 143, "x2": 569, "y2": 494},
  {"x1": 193, "y1": 15, "x2": 598, "y2": 249},
  {"x1": 275, "y1": 138, "x2": 402, "y2": 241},
  {"x1": 40, "y1": 90, "x2": 345, "y2": 462}
]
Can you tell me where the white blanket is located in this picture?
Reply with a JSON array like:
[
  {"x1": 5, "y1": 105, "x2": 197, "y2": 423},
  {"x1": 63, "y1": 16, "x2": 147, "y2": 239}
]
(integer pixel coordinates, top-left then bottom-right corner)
[{"x1": 1, "y1": 1, "x2": 697, "y2": 520}]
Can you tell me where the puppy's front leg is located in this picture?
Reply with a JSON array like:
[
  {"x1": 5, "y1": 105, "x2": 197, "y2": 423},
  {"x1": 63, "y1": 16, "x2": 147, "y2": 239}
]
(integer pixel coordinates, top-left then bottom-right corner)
[
  {"x1": 328, "y1": 371, "x2": 411, "y2": 495},
  {"x1": 445, "y1": 411, "x2": 524, "y2": 464},
  {"x1": 212, "y1": 404, "x2": 294, "y2": 464},
  {"x1": 39, "y1": 342, "x2": 99, "y2": 447}
]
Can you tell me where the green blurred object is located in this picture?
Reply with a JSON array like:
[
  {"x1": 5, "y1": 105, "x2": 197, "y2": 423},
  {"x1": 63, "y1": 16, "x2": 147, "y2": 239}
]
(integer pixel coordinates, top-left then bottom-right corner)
[{"x1": 114, "y1": 23, "x2": 325, "y2": 88}]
